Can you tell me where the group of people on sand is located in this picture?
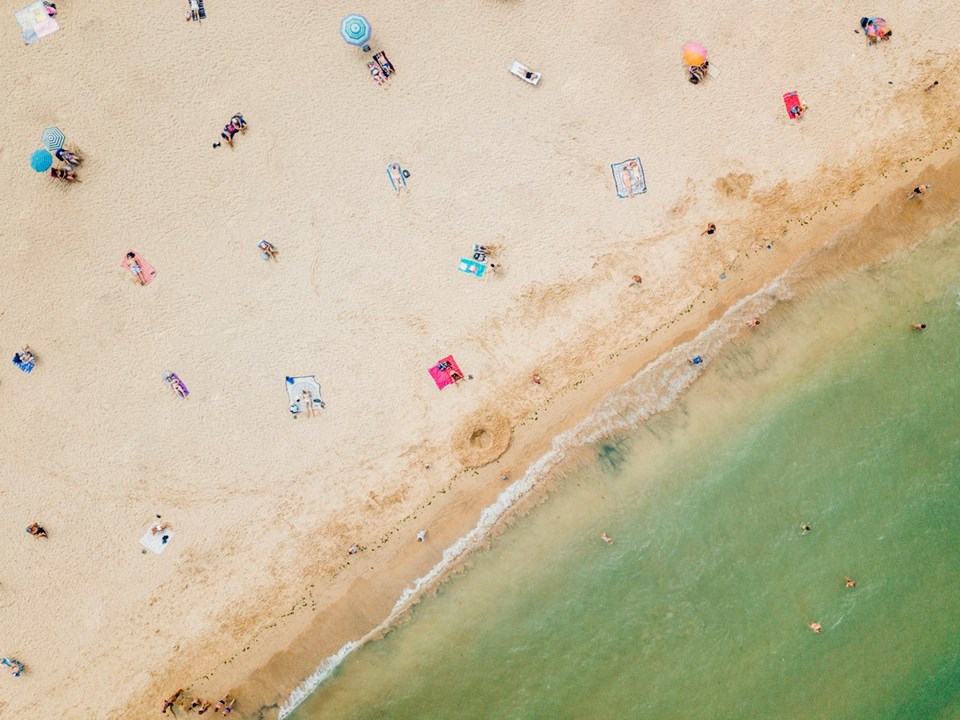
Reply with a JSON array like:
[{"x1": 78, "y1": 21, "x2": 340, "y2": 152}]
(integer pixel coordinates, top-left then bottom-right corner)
[
  {"x1": 213, "y1": 113, "x2": 247, "y2": 148},
  {"x1": 50, "y1": 147, "x2": 83, "y2": 183},
  {"x1": 163, "y1": 688, "x2": 237, "y2": 715}
]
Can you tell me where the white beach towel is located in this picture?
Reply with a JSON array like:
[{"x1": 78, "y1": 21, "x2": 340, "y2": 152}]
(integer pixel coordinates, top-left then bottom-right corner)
[
  {"x1": 286, "y1": 375, "x2": 323, "y2": 413},
  {"x1": 140, "y1": 527, "x2": 174, "y2": 554}
]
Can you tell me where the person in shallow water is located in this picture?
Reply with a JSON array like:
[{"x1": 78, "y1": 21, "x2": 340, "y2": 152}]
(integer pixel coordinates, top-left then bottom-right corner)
[{"x1": 809, "y1": 621, "x2": 822, "y2": 633}]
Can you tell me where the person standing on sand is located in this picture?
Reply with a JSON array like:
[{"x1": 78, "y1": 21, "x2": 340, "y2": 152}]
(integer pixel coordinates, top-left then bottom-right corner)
[
  {"x1": 417, "y1": 529, "x2": 427, "y2": 542},
  {"x1": 630, "y1": 275, "x2": 642, "y2": 286},
  {"x1": 532, "y1": 373, "x2": 541, "y2": 384},
  {"x1": 908, "y1": 184, "x2": 930, "y2": 199}
]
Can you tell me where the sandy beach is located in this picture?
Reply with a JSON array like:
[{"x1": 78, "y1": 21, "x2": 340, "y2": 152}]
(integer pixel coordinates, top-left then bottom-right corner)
[{"x1": 1, "y1": 1, "x2": 959, "y2": 717}]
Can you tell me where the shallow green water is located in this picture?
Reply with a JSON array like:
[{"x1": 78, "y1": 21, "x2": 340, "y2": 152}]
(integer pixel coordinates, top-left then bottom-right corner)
[{"x1": 290, "y1": 225, "x2": 960, "y2": 720}]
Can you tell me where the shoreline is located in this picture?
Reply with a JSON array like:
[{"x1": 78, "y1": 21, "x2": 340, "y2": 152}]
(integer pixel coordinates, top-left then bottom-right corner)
[{"x1": 256, "y1": 125, "x2": 960, "y2": 718}]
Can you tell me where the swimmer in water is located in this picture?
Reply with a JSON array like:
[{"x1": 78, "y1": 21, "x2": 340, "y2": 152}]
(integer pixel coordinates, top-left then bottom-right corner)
[
  {"x1": 809, "y1": 621, "x2": 822, "y2": 633},
  {"x1": 912, "y1": 323, "x2": 926, "y2": 331},
  {"x1": 801, "y1": 523, "x2": 811, "y2": 535},
  {"x1": 600, "y1": 532, "x2": 613, "y2": 544},
  {"x1": 845, "y1": 578, "x2": 856, "y2": 588}
]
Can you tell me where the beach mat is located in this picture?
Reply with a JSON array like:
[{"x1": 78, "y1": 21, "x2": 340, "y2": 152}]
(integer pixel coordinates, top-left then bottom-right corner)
[
  {"x1": 140, "y1": 527, "x2": 174, "y2": 554},
  {"x1": 783, "y1": 91, "x2": 801, "y2": 118},
  {"x1": 15, "y1": 1, "x2": 58, "y2": 44},
  {"x1": 428, "y1": 355, "x2": 463, "y2": 389},
  {"x1": 387, "y1": 163, "x2": 407, "y2": 192},
  {"x1": 286, "y1": 375, "x2": 323, "y2": 413},
  {"x1": 458, "y1": 258, "x2": 486, "y2": 278},
  {"x1": 611, "y1": 157, "x2": 647, "y2": 198},
  {"x1": 120, "y1": 251, "x2": 157, "y2": 285}
]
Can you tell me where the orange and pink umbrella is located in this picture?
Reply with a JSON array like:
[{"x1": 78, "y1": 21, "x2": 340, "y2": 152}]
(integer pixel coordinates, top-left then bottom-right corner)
[{"x1": 682, "y1": 43, "x2": 708, "y2": 66}]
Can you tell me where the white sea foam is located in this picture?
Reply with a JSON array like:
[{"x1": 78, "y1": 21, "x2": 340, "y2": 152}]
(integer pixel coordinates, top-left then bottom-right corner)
[{"x1": 277, "y1": 274, "x2": 790, "y2": 718}]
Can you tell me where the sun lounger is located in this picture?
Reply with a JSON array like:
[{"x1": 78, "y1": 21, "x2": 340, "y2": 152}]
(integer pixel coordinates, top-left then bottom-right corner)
[
  {"x1": 611, "y1": 157, "x2": 647, "y2": 198},
  {"x1": 510, "y1": 61, "x2": 541, "y2": 85},
  {"x1": 387, "y1": 163, "x2": 407, "y2": 193},
  {"x1": 121, "y1": 250, "x2": 157, "y2": 286}
]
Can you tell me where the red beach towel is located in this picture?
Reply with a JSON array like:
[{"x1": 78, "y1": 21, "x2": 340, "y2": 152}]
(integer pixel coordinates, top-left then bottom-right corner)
[
  {"x1": 783, "y1": 91, "x2": 802, "y2": 119},
  {"x1": 428, "y1": 355, "x2": 463, "y2": 390}
]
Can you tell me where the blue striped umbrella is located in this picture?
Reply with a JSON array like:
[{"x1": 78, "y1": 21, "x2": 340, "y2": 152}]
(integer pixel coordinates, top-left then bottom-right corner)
[
  {"x1": 30, "y1": 148, "x2": 53, "y2": 172},
  {"x1": 340, "y1": 14, "x2": 371, "y2": 46},
  {"x1": 40, "y1": 126, "x2": 65, "y2": 151}
]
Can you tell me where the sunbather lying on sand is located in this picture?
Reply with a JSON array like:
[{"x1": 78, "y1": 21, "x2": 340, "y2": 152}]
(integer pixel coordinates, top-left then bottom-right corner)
[
  {"x1": 125, "y1": 252, "x2": 148, "y2": 285},
  {"x1": 50, "y1": 166, "x2": 80, "y2": 183},
  {"x1": 26, "y1": 522, "x2": 47, "y2": 538},
  {"x1": 258, "y1": 239, "x2": 278, "y2": 261},
  {"x1": 55, "y1": 148, "x2": 82, "y2": 167}
]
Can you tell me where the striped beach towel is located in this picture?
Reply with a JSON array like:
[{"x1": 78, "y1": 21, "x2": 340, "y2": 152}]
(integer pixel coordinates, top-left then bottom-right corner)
[{"x1": 197, "y1": 0, "x2": 205, "y2": 19}]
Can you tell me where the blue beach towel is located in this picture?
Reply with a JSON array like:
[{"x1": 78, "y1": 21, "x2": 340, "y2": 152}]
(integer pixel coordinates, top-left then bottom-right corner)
[
  {"x1": 12, "y1": 354, "x2": 34, "y2": 373},
  {"x1": 458, "y1": 258, "x2": 486, "y2": 278}
]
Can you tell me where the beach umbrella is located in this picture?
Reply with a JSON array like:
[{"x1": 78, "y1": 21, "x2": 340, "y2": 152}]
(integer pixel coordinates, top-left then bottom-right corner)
[
  {"x1": 30, "y1": 148, "x2": 52, "y2": 172},
  {"x1": 40, "y1": 126, "x2": 65, "y2": 151},
  {"x1": 340, "y1": 14, "x2": 371, "y2": 46},
  {"x1": 866, "y1": 17, "x2": 889, "y2": 38},
  {"x1": 682, "y1": 42, "x2": 708, "y2": 66}
]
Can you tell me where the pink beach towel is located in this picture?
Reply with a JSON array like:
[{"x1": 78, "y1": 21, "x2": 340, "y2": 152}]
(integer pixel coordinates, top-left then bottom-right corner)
[
  {"x1": 121, "y1": 251, "x2": 157, "y2": 286},
  {"x1": 428, "y1": 355, "x2": 464, "y2": 390}
]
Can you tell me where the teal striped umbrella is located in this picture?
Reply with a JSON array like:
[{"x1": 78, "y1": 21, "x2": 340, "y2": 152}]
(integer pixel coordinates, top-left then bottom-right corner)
[
  {"x1": 40, "y1": 127, "x2": 65, "y2": 151},
  {"x1": 340, "y1": 14, "x2": 371, "y2": 46}
]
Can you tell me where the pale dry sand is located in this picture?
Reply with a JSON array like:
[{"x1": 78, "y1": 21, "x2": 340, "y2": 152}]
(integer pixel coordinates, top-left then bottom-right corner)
[{"x1": 1, "y1": 1, "x2": 959, "y2": 717}]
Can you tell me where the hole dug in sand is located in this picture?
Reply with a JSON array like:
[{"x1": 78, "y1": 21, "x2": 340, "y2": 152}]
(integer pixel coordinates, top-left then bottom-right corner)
[{"x1": 453, "y1": 408, "x2": 512, "y2": 467}]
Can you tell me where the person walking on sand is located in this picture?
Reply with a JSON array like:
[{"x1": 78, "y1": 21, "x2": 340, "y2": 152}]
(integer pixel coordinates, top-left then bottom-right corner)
[
  {"x1": 416, "y1": 529, "x2": 427, "y2": 542},
  {"x1": 25, "y1": 522, "x2": 47, "y2": 538},
  {"x1": 162, "y1": 689, "x2": 183, "y2": 713},
  {"x1": 532, "y1": 373, "x2": 541, "y2": 384},
  {"x1": 701, "y1": 223, "x2": 716, "y2": 235},
  {"x1": 601, "y1": 532, "x2": 613, "y2": 544},
  {"x1": 630, "y1": 275, "x2": 642, "y2": 286},
  {"x1": 908, "y1": 184, "x2": 931, "y2": 199},
  {"x1": 912, "y1": 323, "x2": 926, "y2": 331}
]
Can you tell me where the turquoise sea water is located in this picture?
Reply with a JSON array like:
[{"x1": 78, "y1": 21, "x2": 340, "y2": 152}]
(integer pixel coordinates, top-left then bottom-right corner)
[{"x1": 289, "y1": 224, "x2": 960, "y2": 720}]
